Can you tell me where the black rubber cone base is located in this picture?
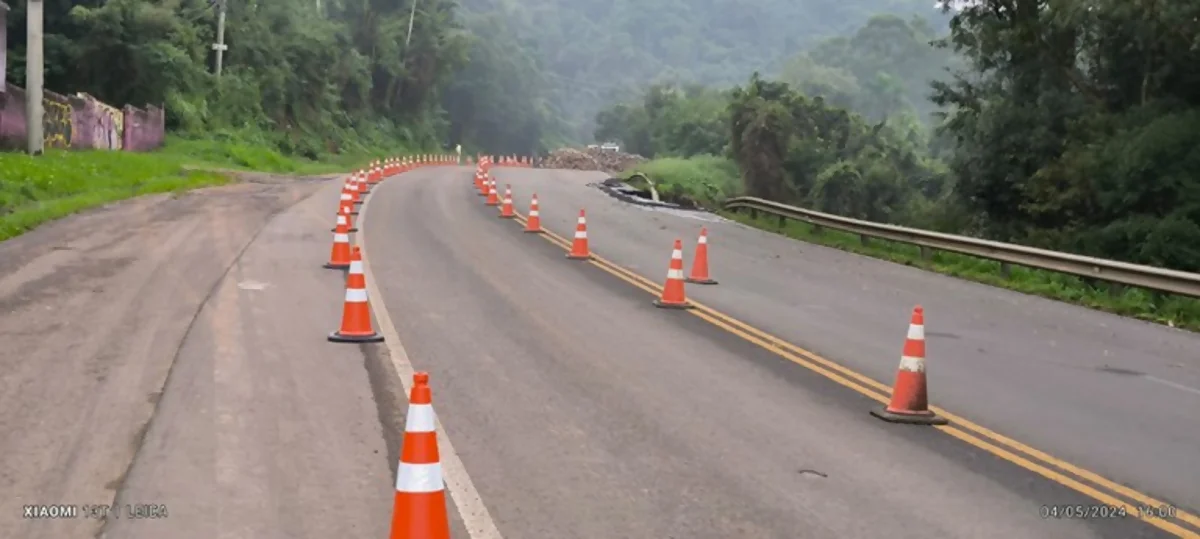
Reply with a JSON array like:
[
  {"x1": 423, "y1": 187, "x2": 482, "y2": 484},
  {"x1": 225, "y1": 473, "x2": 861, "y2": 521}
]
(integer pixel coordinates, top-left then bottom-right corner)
[
  {"x1": 686, "y1": 277, "x2": 718, "y2": 285},
  {"x1": 323, "y1": 262, "x2": 350, "y2": 270},
  {"x1": 566, "y1": 253, "x2": 592, "y2": 260},
  {"x1": 331, "y1": 227, "x2": 359, "y2": 233},
  {"x1": 870, "y1": 408, "x2": 949, "y2": 425},
  {"x1": 328, "y1": 331, "x2": 384, "y2": 343},
  {"x1": 524, "y1": 228, "x2": 543, "y2": 234},
  {"x1": 653, "y1": 299, "x2": 694, "y2": 309}
]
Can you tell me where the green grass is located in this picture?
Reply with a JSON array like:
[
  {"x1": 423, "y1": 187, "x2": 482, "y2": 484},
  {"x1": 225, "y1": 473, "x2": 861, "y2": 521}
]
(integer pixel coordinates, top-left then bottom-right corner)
[
  {"x1": 0, "y1": 133, "x2": 406, "y2": 242},
  {"x1": 722, "y1": 210, "x2": 1200, "y2": 331},
  {"x1": 620, "y1": 161, "x2": 1200, "y2": 331},
  {"x1": 620, "y1": 155, "x2": 740, "y2": 208}
]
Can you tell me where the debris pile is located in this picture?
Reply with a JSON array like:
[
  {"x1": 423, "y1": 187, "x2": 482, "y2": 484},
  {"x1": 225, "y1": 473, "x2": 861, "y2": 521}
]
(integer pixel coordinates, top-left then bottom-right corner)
[{"x1": 540, "y1": 147, "x2": 647, "y2": 173}]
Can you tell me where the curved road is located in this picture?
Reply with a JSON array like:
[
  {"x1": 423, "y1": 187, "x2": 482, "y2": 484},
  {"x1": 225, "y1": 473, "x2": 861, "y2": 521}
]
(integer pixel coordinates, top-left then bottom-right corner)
[
  {"x1": 1, "y1": 164, "x2": 1195, "y2": 538},
  {"x1": 358, "y1": 165, "x2": 1197, "y2": 538}
]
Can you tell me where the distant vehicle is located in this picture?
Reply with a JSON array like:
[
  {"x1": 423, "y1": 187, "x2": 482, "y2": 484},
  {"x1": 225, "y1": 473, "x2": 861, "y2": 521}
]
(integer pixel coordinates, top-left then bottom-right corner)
[{"x1": 600, "y1": 142, "x2": 620, "y2": 152}]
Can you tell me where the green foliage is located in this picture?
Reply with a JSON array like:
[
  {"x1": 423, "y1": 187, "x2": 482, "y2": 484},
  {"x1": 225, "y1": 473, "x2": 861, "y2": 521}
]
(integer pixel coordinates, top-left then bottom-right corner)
[
  {"x1": 593, "y1": 6, "x2": 1200, "y2": 326},
  {"x1": 780, "y1": 14, "x2": 960, "y2": 124},
  {"x1": 932, "y1": 0, "x2": 1200, "y2": 271},
  {"x1": 623, "y1": 155, "x2": 739, "y2": 208},
  {"x1": 3, "y1": 0, "x2": 550, "y2": 154},
  {"x1": 0, "y1": 145, "x2": 227, "y2": 240},
  {"x1": 728, "y1": 73, "x2": 950, "y2": 224},
  {"x1": 595, "y1": 84, "x2": 730, "y2": 158},
  {"x1": 467, "y1": 0, "x2": 944, "y2": 140}
]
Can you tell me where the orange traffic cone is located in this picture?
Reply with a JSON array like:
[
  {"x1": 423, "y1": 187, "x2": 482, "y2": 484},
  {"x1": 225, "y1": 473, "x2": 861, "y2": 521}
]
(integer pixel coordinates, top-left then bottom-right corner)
[
  {"x1": 871, "y1": 306, "x2": 947, "y2": 425},
  {"x1": 566, "y1": 209, "x2": 591, "y2": 259},
  {"x1": 331, "y1": 207, "x2": 358, "y2": 233},
  {"x1": 524, "y1": 194, "x2": 542, "y2": 233},
  {"x1": 654, "y1": 239, "x2": 693, "y2": 309},
  {"x1": 324, "y1": 220, "x2": 353, "y2": 270},
  {"x1": 339, "y1": 188, "x2": 357, "y2": 217},
  {"x1": 686, "y1": 227, "x2": 718, "y2": 285},
  {"x1": 357, "y1": 170, "x2": 371, "y2": 194},
  {"x1": 476, "y1": 173, "x2": 488, "y2": 196},
  {"x1": 485, "y1": 180, "x2": 500, "y2": 206},
  {"x1": 499, "y1": 185, "x2": 515, "y2": 218},
  {"x1": 329, "y1": 247, "x2": 384, "y2": 342},
  {"x1": 388, "y1": 372, "x2": 451, "y2": 539}
]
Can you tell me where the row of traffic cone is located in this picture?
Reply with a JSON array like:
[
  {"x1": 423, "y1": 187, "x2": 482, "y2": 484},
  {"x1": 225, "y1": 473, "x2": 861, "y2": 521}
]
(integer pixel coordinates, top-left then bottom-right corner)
[
  {"x1": 326, "y1": 155, "x2": 456, "y2": 340},
  {"x1": 322, "y1": 156, "x2": 459, "y2": 538},
  {"x1": 476, "y1": 164, "x2": 946, "y2": 427}
]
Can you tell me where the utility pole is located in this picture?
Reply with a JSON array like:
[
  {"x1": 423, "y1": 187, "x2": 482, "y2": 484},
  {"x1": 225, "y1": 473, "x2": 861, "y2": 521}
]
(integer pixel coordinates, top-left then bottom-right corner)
[
  {"x1": 212, "y1": 0, "x2": 228, "y2": 77},
  {"x1": 25, "y1": 0, "x2": 44, "y2": 155}
]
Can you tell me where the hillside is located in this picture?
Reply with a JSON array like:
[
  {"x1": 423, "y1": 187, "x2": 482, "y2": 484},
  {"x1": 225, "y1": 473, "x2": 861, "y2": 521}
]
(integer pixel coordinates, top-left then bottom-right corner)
[{"x1": 461, "y1": 0, "x2": 947, "y2": 140}]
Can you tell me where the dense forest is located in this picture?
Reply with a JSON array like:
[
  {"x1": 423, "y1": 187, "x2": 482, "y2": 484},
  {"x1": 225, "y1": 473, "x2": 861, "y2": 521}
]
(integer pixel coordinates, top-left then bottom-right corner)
[
  {"x1": 5, "y1": 0, "x2": 1199, "y2": 271},
  {"x1": 595, "y1": 2, "x2": 1200, "y2": 272},
  {"x1": 4, "y1": 0, "x2": 934, "y2": 153}
]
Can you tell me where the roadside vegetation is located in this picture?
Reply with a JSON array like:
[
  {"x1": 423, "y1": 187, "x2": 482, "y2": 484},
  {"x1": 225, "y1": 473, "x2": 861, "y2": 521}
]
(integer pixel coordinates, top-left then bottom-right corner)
[
  {"x1": 0, "y1": 132, "x2": 411, "y2": 242},
  {"x1": 594, "y1": 8, "x2": 1200, "y2": 331}
]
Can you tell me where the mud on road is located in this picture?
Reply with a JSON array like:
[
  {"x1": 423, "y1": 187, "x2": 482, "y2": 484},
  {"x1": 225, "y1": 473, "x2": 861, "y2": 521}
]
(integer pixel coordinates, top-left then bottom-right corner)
[{"x1": 0, "y1": 171, "x2": 327, "y2": 539}]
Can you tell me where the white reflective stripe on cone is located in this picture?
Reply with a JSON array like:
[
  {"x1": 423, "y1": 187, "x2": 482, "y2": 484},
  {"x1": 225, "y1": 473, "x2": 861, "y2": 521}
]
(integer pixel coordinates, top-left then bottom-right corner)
[
  {"x1": 348, "y1": 260, "x2": 364, "y2": 274},
  {"x1": 578, "y1": 217, "x2": 586, "y2": 224},
  {"x1": 898, "y1": 355, "x2": 925, "y2": 372},
  {"x1": 396, "y1": 462, "x2": 444, "y2": 493},
  {"x1": 334, "y1": 233, "x2": 350, "y2": 243},
  {"x1": 671, "y1": 249, "x2": 683, "y2": 259},
  {"x1": 698, "y1": 235, "x2": 708, "y2": 244},
  {"x1": 529, "y1": 210, "x2": 539, "y2": 217},
  {"x1": 667, "y1": 268, "x2": 685, "y2": 280},
  {"x1": 345, "y1": 288, "x2": 369, "y2": 303},
  {"x1": 907, "y1": 324, "x2": 925, "y2": 340},
  {"x1": 575, "y1": 231, "x2": 587, "y2": 239},
  {"x1": 405, "y1": 404, "x2": 436, "y2": 433}
]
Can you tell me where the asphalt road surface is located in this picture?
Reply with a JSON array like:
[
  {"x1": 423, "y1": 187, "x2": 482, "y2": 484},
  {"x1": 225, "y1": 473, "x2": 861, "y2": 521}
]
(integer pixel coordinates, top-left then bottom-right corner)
[
  {"x1": 480, "y1": 166, "x2": 1200, "y2": 518},
  {"x1": 2, "y1": 163, "x2": 1196, "y2": 538},
  {"x1": 360, "y1": 165, "x2": 1195, "y2": 538}
]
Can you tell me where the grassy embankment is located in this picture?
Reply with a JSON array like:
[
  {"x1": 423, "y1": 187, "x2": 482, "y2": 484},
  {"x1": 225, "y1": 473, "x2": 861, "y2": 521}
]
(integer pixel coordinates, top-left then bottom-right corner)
[
  {"x1": 0, "y1": 134, "x2": 411, "y2": 242},
  {"x1": 621, "y1": 156, "x2": 1200, "y2": 331}
]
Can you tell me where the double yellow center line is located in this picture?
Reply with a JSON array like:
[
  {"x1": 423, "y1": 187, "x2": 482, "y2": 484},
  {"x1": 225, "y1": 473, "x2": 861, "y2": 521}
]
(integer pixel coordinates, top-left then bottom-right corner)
[{"x1": 503, "y1": 208, "x2": 1199, "y2": 538}]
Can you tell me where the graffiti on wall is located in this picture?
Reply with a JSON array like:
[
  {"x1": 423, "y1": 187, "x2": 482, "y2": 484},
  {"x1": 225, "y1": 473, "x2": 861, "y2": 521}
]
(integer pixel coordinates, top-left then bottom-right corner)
[
  {"x1": 98, "y1": 100, "x2": 123, "y2": 150},
  {"x1": 72, "y1": 93, "x2": 124, "y2": 150},
  {"x1": 1, "y1": 82, "x2": 164, "y2": 152},
  {"x1": 42, "y1": 91, "x2": 73, "y2": 149}
]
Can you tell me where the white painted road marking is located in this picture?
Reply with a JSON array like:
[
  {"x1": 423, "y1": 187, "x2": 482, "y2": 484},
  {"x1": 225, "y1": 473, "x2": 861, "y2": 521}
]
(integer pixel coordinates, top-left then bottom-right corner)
[{"x1": 356, "y1": 175, "x2": 505, "y2": 539}]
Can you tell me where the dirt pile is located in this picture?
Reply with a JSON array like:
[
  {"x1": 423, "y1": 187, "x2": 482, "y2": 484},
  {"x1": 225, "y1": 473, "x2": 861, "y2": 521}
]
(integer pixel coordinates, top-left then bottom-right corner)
[{"x1": 540, "y1": 147, "x2": 647, "y2": 173}]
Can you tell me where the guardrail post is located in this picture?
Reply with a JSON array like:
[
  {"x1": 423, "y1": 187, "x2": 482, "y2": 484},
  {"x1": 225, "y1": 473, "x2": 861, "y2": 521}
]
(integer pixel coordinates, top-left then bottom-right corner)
[
  {"x1": 1000, "y1": 262, "x2": 1011, "y2": 278},
  {"x1": 812, "y1": 224, "x2": 823, "y2": 235},
  {"x1": 777, "y1": 215, "x2": 786, "y2": 230},
  {"x1": 919, "y1": 246, "x2": 931, "y2": 261},
  {"x1": 749, "y1": 208, "x2": 758, "y2": 220},
  {"x1": 859, "y1": 234, "x2": 870, "y2": 246},
  {"x1": 1108, "y1": 283, "x2": 1125, "y2": 298}
]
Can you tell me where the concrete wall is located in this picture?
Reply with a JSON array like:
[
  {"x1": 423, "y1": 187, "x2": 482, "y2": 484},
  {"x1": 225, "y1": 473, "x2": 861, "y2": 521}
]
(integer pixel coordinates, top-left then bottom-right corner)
[
  {"x1": 0, "y1": 83, "x2": 164, "y2": 151},
  {"x1": 70, "y1": 93, "x2": 124, "y2": 150},
  {"x1": 122, "y1": 104, "x2": 164, "y2": 152},
  {"x1": 0, "y1": 19, "x2": 165, "y2": 152},
  {"x1": 0, "y1": 83, "x2": 29, "y2": 150}
]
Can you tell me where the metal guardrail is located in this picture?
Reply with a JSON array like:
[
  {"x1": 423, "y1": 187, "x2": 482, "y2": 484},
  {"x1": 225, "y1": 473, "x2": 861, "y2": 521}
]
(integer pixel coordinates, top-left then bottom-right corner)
[{"x1": 723, "y1": 196, "x2": 1200, "y2": 299}]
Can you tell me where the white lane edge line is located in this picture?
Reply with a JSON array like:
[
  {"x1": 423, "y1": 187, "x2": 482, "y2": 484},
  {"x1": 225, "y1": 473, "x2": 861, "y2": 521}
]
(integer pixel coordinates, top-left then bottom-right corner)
[{"x1": 356, "y1": 172, "x2": 505, "y2": 539}]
